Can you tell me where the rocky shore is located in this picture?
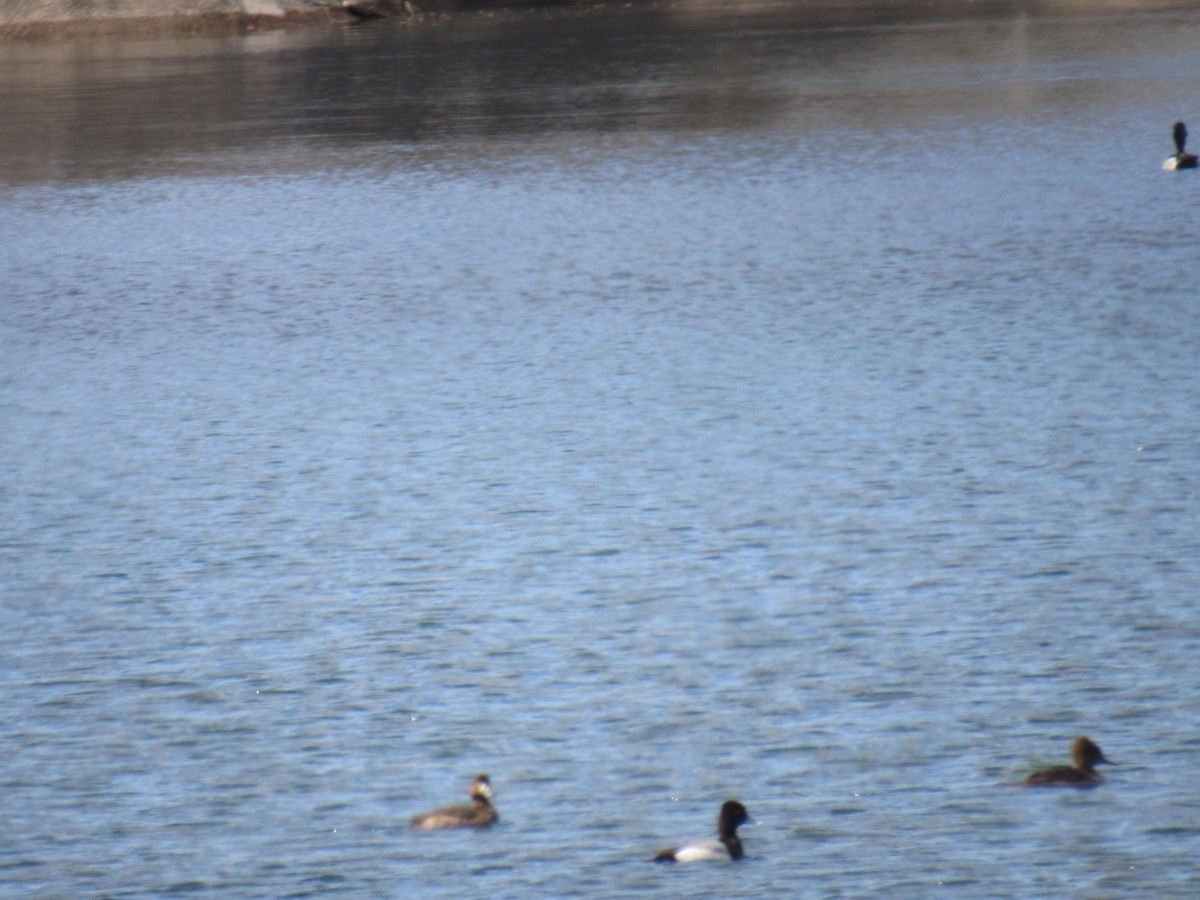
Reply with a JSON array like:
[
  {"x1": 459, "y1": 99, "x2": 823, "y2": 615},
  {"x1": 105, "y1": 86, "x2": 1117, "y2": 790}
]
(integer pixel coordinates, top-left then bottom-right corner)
[
  {"x1": 1, "y1": 0, "x2": 1193, "y2": 41},
  {"x1": 0, "y1": 0, "x2": 429, "y2": 40}
]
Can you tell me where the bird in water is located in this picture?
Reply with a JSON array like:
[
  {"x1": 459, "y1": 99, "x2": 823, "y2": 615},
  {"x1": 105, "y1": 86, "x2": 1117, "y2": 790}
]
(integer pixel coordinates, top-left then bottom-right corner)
[
  {"x1": 1164, "y1": 121, "x2": 1198, "y2": 170},
  {"x1": 1021, "y1": 736, "x2": 1114, "y2": 788},
  {"x1": 411, "y1": 773, "x2": 499, "y2": 829},
  {"x1": 652, "y1": 800, "x2": 751, "y2": 862}
]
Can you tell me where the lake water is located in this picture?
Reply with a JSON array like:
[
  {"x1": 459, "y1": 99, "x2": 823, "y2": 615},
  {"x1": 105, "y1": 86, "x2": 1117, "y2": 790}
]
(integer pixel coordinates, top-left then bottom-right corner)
[{"x1": 3, "y1": 2, "x2": 1200, "y2": 896}]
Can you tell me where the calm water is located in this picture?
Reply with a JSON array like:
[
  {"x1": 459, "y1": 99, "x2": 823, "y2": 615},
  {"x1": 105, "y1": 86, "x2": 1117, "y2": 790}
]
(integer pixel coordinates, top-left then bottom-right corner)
[{"x1": 3, "y1": 3, "x2": 1200, "y2": 896}]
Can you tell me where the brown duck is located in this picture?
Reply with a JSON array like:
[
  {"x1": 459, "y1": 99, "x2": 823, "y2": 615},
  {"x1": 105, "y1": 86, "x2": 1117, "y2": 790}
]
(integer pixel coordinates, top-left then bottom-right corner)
[
  {"x1": 411, "y1": 773, "x2": 499, "y2": 828},
  {"x1": 1022, "y1": 737, "x2": 1113, "y2": 788}
]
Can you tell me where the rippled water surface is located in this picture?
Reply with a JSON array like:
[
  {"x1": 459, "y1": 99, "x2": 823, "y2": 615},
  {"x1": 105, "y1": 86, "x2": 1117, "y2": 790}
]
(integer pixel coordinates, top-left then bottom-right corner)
[{"x1": 3, "y1": 3, "x2": 1200, "y2": 896}]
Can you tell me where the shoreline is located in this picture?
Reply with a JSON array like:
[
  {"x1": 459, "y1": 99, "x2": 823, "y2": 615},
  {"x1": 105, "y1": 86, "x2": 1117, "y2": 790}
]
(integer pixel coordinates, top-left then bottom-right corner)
[
  {"x1": 1, "y1": 0, "x2": 1195, "y2": 42},
  {"x1": 0, "y1": 2, "x2": 349, "y2": 41}
]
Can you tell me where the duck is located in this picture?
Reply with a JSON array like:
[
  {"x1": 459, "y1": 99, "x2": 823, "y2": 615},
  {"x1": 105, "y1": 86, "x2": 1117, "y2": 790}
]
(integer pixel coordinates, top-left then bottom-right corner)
[
  {"x1": 652, "y1": 800, "x2": 750, "y2": 862},
  {"x1": 1021, "y1": 736, "x2": 1113, "y2": 788},
  {"x1": 1163, "y1": 121, "x2": 1198, "y2": 170},
  {"x1": 411, "y1": 773, "x2": 498, "y2": 829}
]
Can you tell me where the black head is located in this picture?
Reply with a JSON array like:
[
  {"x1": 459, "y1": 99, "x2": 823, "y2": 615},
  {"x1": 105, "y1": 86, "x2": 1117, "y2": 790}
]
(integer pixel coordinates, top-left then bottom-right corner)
[{"x1": 717, "y1": 800, "x2": 750, "y2": 838}]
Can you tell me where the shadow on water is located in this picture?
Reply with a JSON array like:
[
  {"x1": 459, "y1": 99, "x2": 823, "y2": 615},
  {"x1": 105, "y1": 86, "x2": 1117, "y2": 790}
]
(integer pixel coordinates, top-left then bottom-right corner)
[{"x1": 3, "y1": 0, "x2": 1190, "y2": 185}]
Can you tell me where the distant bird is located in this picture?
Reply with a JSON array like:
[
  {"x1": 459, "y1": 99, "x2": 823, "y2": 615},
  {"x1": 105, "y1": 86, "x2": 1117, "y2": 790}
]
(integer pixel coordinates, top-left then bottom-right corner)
[
  {"x1": 411, "y1": 773, "x2": 498, "y2": 829},
  {"x1": 1021, "y1": 736, "x2": 1113, "y2": 788},
  {"x1": 1164, "y1": 121, "x2": 1198, "y2": 170},
  {"x1": 652, "y1": 800, "x2": 751, "y2": 862}
]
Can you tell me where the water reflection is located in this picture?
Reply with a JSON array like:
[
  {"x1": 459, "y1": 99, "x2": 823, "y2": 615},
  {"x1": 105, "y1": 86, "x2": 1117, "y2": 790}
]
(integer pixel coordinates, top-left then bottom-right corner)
[{"x1": 6, "y1": 3, "x2": 1196, "y2": 184}]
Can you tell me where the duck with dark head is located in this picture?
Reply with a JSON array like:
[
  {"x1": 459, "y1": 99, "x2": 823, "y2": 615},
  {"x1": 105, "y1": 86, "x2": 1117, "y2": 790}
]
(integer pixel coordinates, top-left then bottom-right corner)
[
  {"x1": 652, "y1": 800, "x2": 751, "y2": 863},
  {"x1": 1022, "y1": 737, "x2": 1114, "y2": 788},
  {"x1": 1164, "y1": 121, "x2": 1198, "y2": 170}
]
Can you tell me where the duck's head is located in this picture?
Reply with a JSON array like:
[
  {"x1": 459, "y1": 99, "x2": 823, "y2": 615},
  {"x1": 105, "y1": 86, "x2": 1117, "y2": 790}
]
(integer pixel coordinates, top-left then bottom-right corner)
[
  {"x1": 1070, "y1": 736, "x2": 1112, "y2": 770},
  {"x1": 717, "y1": 800, "x2": 750, "y2": 838},
  {"x1": 469, "y1": 773, "x2": 493, "y2": 801}
]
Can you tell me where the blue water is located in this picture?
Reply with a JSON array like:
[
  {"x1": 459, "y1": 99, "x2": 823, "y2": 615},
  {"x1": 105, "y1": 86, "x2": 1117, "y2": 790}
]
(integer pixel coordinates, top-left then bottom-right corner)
[{"x1": 3, "y1": 5, "x2": 1200, "y2": 896}]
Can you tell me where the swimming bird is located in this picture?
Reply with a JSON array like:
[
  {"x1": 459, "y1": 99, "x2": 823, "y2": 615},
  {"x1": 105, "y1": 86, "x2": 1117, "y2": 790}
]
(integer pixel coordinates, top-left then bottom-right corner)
[
  {"x1": 411, "y1": 773, "x2": 498, "y2": 829},
  {"x1": 652, "y1": 800, "x2": 750, "y2": 862},
  {"x1": 1164, "y1": 121, "x2": 1198, "y2": 170},
  {"x1": 1021, "y1": 736, "x2": 1113, "y2": 788}
]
